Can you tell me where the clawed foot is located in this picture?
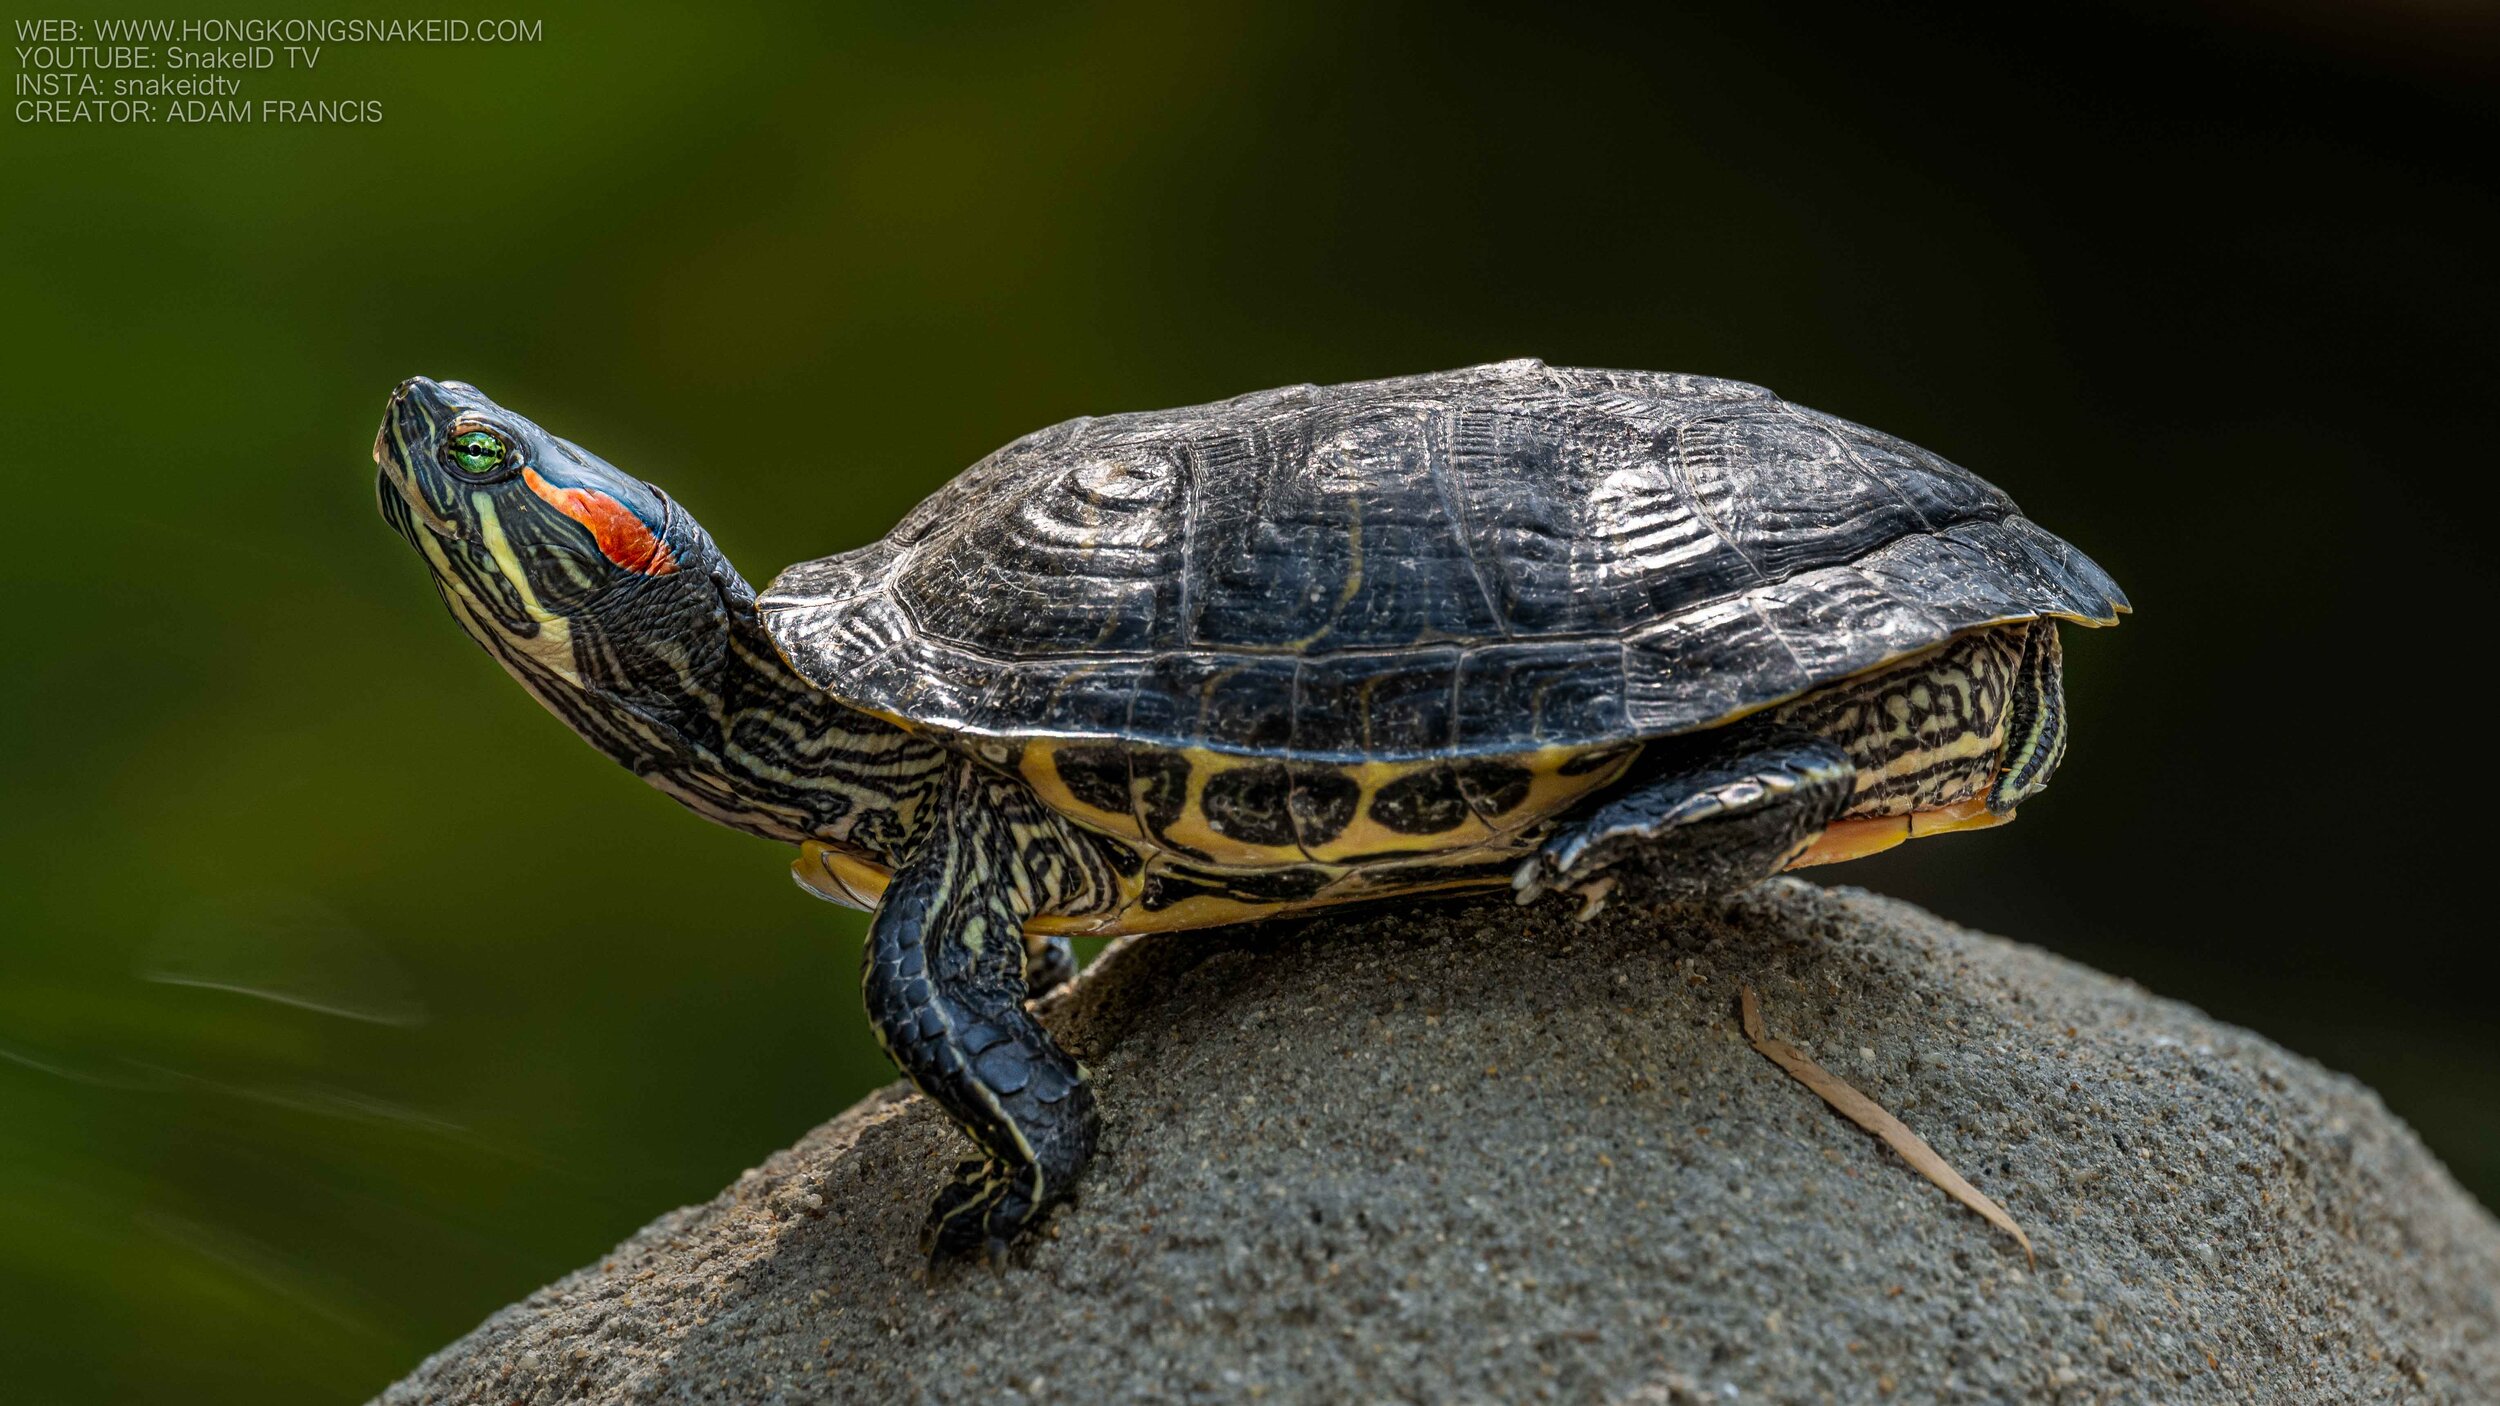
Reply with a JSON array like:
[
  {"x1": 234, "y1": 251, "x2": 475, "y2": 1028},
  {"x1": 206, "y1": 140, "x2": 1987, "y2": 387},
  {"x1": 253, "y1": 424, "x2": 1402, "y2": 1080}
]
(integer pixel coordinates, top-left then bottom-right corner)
[
  {"x1": 1510, "y1": 774, "x2": 1730, "y2": 918},
  {"x1": 1511, "y1": 796, "x2": 1682, "y2": 920},
  {"x1": 1511, "y1": 845, "x2": 1624, "y2": 922},
  {"x1": 1513, "y1": 732, "x2": 1855, "y2": 922},
  {"x1": 922, "y1": 1157, "x2": 1045, "y2": 1267}
]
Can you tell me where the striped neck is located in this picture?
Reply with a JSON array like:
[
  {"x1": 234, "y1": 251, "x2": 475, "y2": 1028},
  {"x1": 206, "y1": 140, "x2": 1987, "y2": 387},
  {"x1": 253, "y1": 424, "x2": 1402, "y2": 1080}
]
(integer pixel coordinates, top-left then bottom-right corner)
[
  {"x1": 425, "y1": 519, "x2": 947, "y2": 858},
  {"x1": 372, "y1": 376, "x2": 947, "y2": 858}
]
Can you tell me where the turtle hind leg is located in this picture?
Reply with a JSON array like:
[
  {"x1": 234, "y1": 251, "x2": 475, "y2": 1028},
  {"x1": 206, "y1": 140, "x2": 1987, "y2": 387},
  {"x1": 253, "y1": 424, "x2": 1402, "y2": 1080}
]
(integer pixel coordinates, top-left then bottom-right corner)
[
  {"x1": 862, "y1": 760, "x2": 1112, "y2": 1264},
  {"x1": 1516, "y1": 727, "x2": 1854, "y2": 919}
]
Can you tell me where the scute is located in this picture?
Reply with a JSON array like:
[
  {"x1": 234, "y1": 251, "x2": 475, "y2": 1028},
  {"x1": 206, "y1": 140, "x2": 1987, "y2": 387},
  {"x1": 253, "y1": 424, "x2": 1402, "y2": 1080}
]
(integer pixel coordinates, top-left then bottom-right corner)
[{"x1": 761, "y1": 360, "x2": 2127, "y2": 760}]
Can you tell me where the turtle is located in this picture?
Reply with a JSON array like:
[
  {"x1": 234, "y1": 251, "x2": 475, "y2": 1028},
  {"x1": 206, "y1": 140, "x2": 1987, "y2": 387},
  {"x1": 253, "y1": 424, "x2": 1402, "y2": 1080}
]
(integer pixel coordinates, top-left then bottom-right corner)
[{"x1": 373, "y1": 358, "x2": 2125, "y2": 1262}]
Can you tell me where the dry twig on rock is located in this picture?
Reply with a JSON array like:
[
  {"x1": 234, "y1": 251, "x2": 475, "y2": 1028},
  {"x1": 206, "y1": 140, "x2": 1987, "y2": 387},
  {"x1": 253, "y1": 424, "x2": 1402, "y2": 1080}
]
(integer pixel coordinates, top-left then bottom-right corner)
[{"x1": 1739, "y1": 984, "x2": 2034, "y2": 1266}]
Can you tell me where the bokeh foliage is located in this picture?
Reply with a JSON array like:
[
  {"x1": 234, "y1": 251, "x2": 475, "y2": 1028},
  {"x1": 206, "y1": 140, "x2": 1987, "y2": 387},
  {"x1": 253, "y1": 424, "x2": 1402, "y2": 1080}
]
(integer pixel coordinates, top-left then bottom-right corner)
[{"x1": 3, "y1": 2, "x2": 2494, "y2": 1400}]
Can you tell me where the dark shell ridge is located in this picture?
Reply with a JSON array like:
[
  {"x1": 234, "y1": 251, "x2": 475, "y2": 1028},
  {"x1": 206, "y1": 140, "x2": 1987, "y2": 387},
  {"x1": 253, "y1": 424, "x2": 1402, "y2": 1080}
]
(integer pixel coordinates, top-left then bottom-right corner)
[{"x1": 760, "y1": 360, "x2": 2126, "y2": 761}]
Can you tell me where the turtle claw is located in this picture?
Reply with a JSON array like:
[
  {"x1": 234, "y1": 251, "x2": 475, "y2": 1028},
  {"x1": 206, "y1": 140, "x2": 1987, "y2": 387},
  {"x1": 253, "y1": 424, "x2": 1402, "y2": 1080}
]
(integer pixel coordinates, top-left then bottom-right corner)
[
  {"x1": 921, "y1": 1157, "x2": 1045, "y2": 1266},
  {"x1": 1570, "y1": 876, "x2": 1618, "y2": 923},
  {"x1": 924, "y1": 1235, "x2": 1014, "y2": 1276},
  {"x1": 1511, "y1": 856, "x2": 1550, "y2": 907},
  {"x1": 1513, "y1": 833, "x2": 1616, "y2": 920}
]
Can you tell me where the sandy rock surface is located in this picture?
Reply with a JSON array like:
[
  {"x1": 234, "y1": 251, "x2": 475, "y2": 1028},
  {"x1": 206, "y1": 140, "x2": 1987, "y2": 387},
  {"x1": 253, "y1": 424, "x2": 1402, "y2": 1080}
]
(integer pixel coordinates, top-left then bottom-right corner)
[{"x1": 377, "y1": 881, "x2": 2500, "y2": 1404}]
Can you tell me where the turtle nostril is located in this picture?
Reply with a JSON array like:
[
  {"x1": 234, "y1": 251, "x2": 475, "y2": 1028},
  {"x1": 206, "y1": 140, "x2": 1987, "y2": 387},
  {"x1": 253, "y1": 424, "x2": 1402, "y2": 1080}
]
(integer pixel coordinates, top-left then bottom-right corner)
[{"x1": 391, "y1": 376, "x2": 455, "y2": 416}]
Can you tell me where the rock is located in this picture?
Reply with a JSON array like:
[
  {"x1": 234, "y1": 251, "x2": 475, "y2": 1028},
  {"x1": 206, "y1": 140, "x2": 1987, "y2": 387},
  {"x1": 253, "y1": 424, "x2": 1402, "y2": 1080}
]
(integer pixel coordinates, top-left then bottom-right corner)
[{"x1": 375, "y1": 881, "x2": 2500, "y2": 1404}]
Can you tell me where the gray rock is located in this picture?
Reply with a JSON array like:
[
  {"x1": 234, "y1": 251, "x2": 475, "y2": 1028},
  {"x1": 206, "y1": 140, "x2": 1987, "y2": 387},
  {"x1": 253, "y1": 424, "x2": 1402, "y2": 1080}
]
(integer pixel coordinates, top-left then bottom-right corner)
[{"x1": 375, "y1": 881, "x2": 2500, "y2": 1404}]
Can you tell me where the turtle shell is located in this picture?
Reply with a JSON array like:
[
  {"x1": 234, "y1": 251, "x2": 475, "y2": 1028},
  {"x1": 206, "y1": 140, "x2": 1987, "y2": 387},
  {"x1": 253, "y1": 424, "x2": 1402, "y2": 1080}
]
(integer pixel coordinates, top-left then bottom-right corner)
[{"x1": 759, "y1": 360, "x2": 2126, "y2": 763}]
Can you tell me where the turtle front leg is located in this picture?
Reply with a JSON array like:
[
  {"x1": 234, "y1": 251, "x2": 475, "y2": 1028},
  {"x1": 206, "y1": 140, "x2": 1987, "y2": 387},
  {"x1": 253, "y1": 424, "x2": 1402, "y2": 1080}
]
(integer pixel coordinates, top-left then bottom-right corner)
[
  {"x1": 1515, "y1": 727, "x2": 1854, "y2": 919},
  {"x1": 863, "y1": 759, "x2": 1114, "y2": 1264}
]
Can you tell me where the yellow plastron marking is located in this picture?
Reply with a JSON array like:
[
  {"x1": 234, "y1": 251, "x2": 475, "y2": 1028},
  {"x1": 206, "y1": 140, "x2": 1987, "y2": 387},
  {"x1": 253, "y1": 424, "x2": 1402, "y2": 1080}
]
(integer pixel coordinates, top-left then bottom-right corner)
[
  {"x1": 1293, "y1": 758, "x2": 1488, "y2": 864},
  {"x1": 1020, "y1": 738, "x2": 1146, "y2": 842},
  {"x1": 1157, "y1": 748, "x2": 1325, "y2": 867},
  {"x1": 1295, "y1": 747, "x2": 1634, "y2": 865},
  {"x1": 1783, "y1": 795, "x2": 2010, "y2": 870},
  {"x1": 800, "y1": 744, "x2": 1643, "y2": 936},
  {"x1": 1499, "y1": 745, "x2": 1638, "y2": 833}
]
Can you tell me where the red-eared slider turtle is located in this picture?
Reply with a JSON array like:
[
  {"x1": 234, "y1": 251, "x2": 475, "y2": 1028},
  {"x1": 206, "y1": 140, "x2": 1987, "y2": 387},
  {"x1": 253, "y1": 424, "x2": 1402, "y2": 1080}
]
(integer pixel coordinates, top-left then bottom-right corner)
[{"x1": 375, "y1": 359, "x2": 2125, "y2": 1261}]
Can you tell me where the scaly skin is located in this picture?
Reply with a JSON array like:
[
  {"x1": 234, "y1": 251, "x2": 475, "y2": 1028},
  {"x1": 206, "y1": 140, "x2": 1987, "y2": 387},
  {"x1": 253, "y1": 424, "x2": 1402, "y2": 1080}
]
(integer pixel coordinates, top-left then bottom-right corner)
[{"x1": 863, "y1": 759, "x2": 1116, "y2": 1262}]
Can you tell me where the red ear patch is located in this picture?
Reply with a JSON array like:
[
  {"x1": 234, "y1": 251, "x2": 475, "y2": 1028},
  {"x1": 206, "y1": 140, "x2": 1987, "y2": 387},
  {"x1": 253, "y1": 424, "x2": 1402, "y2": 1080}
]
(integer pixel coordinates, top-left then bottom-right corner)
[{"x1": 523, "y1": 468, "x2": 679, "y2": 575}]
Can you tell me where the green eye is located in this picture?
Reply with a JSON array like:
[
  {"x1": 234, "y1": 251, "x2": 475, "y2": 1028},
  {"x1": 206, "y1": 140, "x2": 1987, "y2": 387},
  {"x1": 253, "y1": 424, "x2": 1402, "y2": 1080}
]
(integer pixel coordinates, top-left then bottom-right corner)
[{"x1": 448, "y1": 430, "x2": 508, "y2": 476}]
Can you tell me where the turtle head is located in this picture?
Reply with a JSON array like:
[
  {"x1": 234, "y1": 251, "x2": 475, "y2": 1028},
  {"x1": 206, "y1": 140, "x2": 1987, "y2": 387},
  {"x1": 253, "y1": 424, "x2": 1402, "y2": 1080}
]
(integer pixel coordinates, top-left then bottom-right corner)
[
  {"x1": 374, "y1": 377, "x2": 933, "y2": 849},
  {"x1": 375, "y1": 376, "x2": 692, "y2": 611},
  {"x1": 374, "y1": 375, "x2": 743, "y2": 713}
]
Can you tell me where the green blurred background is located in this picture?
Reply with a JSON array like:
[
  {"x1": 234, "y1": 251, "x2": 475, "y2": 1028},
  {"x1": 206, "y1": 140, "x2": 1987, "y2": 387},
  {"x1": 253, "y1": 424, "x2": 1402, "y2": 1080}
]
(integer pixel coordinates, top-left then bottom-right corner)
[{"x1": 5, "y1": 2, "x2": 2495, "y2": 1400}]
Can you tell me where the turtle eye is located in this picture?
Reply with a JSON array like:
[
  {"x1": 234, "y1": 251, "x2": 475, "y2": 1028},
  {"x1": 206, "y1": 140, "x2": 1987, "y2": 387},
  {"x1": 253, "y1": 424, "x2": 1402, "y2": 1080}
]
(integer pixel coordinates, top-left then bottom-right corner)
[{"x1": 446, "y1": 430, "x2": 510, "y2": 477}]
